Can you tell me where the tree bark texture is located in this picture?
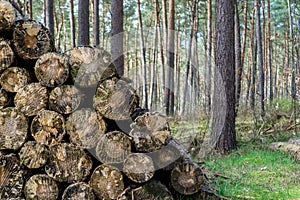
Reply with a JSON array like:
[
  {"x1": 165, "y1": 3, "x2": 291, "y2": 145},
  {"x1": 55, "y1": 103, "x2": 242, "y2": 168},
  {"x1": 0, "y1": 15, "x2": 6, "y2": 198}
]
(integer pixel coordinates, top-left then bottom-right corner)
[
  {"x1": 210, "y1": 0, "x2": 237, "y2": 153},
  {"x1": 78, "y1": 0, "x2": 90, "y2": 46}
]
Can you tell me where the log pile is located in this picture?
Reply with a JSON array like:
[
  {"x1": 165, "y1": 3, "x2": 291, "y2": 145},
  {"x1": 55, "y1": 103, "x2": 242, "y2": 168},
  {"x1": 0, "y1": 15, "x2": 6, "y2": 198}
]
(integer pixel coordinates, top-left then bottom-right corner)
[{"x1": 0, "y1": 1, "x2": 214, "y2": 199}]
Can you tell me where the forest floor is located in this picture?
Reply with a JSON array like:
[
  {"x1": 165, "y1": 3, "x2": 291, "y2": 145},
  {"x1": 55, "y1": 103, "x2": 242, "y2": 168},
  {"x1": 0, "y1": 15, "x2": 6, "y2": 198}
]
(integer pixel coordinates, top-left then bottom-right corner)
[{"x1": 170, "y1": 99, "x2": 300, "y2": 199}]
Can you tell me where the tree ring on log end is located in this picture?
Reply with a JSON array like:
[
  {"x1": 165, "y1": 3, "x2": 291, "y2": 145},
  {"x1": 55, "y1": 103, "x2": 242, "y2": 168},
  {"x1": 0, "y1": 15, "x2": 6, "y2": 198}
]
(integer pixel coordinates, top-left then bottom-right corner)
[
  {"x1": 31, "y1": 110, "x2": 65, "y2": 146},
  {"x1": 0, "y1": 67, "x2": 31, "y2": 93},
  {"x1": 45, "y1": 143, "x2": 93, "y2": 183},
  {"x1": 66, "y1": 108, "x2": 106, "y2": 149},
  {"x1": 19, "y1": 141, "x2": 49, "y2": 169},
  {"x1": 171, "y1": 163, "x2": 203, "y2": 195},
  {"x1": 96, "y1": 131, "x2": 131, "y2": 164},
  {"x1": 0, "y1": 154, "x2": 24, "y2": 199},
  {"x1": 13, "y1": 19, "x2": 54, "y2": 60},
  {"x1": 49, "y1": 85, "x2": 81, "y2": 115},
  {"x1": 35, "y1": 52, "x2": 69, "y2": 87},
  {"x1": 123, "y1": 153, "x2": 155, "y2": 183},
  {"x1": 14, "y1": 83, "x2": 48, "y2": 116},
  {"x1": 0, "y1": 107, "x2": 28, "y2": 150},
  {"x1": 24, "y1": 174, "x2": 58, "y2": 200},
  {"x1": 62, "y1": 182, "x2": 95, "y2": 200},
  {"x1": 90, "y1": 164, "x2": 124, "y2": 200},
  {"x1": 93, "y1": 78, "x2": 139, "y2": 120}
]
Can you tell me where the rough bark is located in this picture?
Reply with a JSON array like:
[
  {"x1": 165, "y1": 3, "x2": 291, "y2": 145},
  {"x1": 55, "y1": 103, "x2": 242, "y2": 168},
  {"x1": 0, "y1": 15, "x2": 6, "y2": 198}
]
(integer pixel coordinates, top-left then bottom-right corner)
[
  {"x1": 78, "y1": 0, "x2": 90, "y2": 46},
  {"x1": 69, "y1": 0, "x2": 76, "y2": 48},
  {"x1": 210, "y1": 0, "x2": 237, "y2": 153},
  {"x1": 255, "y1": 0, "x2": 265, "y2": 117},
  {"x1": 235, "y1": 1, "x2": 242, "y2": 115},
  {"x1": 45, "y1": 0, "x2": 54, "y2": 37},
  {"x1": 111, "y1": 0, "x2": 124, "y2": 76},
  {"x1": 92, "y1": 0, "x2": 99, "y2": 46}
]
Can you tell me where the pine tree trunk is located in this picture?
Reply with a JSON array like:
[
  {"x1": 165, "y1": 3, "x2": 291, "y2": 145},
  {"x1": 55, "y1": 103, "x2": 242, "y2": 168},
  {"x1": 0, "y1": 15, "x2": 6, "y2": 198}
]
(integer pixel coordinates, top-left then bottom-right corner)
[
  {"x1": 255, "y1": 0, "x2": 265, "y2": 117},
  {"x1": 78, "y1": 0, "x2": 90, "y2": 46},
  {"x1": 111, "y1": 0, "x2": 124, "y2": 76},
  {"x1": 45, "y1": 0, "x2": 54, "y2": 37},
  {"x1": 93, "y1": 0, "x2": 99, "y2": 46},
  {"x1": 69, "y1": 0, "x2": 76, "y2": 48},
  {"x1": 235, "y1": 1, "x2": 242, "y2": 115}
]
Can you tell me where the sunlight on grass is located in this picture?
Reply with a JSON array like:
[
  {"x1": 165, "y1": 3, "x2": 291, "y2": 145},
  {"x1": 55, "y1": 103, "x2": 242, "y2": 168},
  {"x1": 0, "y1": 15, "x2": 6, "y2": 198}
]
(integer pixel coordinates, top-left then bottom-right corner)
[{"x1": 206, "y1": 147, "x2": 300, "y2": 199}]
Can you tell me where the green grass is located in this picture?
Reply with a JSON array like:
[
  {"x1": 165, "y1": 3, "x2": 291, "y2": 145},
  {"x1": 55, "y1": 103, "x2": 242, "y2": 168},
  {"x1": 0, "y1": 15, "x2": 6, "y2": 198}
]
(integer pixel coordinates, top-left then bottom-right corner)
[{"x1": 205, "y1": 144, "x2": 300, "y2": 199}]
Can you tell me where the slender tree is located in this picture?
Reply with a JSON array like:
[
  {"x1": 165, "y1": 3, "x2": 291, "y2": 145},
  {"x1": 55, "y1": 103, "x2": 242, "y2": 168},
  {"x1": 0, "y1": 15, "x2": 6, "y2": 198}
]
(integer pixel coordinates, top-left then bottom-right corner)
[
  {"x1": 137, "y1": 0, "x2": 147, "y2": 109},
  {"x1": 235, "y1": 0, "x2": 242, "y2": 115},
  {"x1": 93, "y1": 0, "x2": 100, "y2": 46},
  {"x1": 205, "y1": 0, "x2": 212, "y2": 113},
  {"x1": 210, "y1": 0, "x2": 236, "y2": 153},
  {"x1": 255, "y1": 0, "x2": 265, "y2": 117},
  {"x1": 267, "y1": 0, "x2": 273, "y2": 100},
  {"x1": 69, "y1": 0, "x2": 76, "y2": 48},
  {"x1": 111, "y1": 0, "x2": 124, "y2": 76},
  {"x1": 165, "y1": 0, "x2": 175, "y2": 115},
  {"x1": 78, "y1": 0, "x2": 90, "y2": 46},
  {"x1": 45, "y1": 0, "x2": 54, "y2": 37}
]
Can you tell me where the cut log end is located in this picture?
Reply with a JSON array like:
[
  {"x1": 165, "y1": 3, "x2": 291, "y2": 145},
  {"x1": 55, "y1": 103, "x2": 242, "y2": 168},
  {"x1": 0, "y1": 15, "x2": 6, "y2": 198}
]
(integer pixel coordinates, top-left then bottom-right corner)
[
  {"x1": 93, "y1": 78, "x2": 139, "y2": 120},
  {"x1": 0, "y1": 39, "x2": 14, "y2": 72},
  {"x1": 49, "y1": 85, "x2": 81, "y2": 115},
  {"x1": 90, "y1": 164, "x2": 124, "y2": 200},
  {"x1": 131, "y1": 180, "x2": 174, "y2": 200},
  {"x1": 0, "y1": 89, "x2": 10, "y2": 109},
  {"x1": 171, "y1": 163, "x2": 204, "y2": 195},
  {"x1": 0, "y1": 67, "x2": 31, "y2": 93},
  {"x1": 13, "y1": 19, "x2": 54, "y2": 60},
  {"x1": 0, "y1": 1, "x2": 15, "y2": 31},
  {"x1": 0, "y1": 107, "x2": 28, "y2": 150},
  {"x1": 19, "y1": 141, "x2": 49, "y2": 169},
  {"x1": 62, "y1": 182, "x2": 95, "y2": 200},
  {"x1": 14, "y1": 83, "x2": 48, "y2": 116},
  {"x1": 130, "y1": 112, "x2": 171, "y2": 152},
  {"x1": 0, "y1": 154, "x2": 24, "y2": 199},
  {"x1": 45, "y1": 143, "x2": 93, "y2": 183},
  {"x1": 35, "y1": 52, "x2": 69, "y2": 87},
  {"x1": 66, "y1": 108, "x2": 106, "y2": 149},
  {"x1": 66, "y1": 46, "x2": 116, "y2": 88},
  {"x1": 96, "y1": 131, "x2": 131, "y2": 164},
  {"x1": 123, "y1": 153, "x2": 155, "y2": 183},
  {"x1": 24, "y1": 174, "x2": 59, "y2": 200},
  {"x1": 31, "y1": 110, "x2": 65, "y2": 146}
]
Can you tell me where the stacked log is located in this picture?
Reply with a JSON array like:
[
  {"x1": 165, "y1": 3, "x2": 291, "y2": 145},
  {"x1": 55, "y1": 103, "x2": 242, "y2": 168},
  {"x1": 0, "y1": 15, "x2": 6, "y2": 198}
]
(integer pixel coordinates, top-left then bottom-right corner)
[{"x1": 0, "y1": 1, "x2": 213, "y2": 199}]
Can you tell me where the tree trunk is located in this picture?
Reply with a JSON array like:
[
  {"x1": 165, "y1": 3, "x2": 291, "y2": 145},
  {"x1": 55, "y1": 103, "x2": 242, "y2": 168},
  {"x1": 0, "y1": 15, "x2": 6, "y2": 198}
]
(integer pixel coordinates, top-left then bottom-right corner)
[
  {"x1": 78, "y1": 0, "x2": 90, "y2": 46},
  {"x1": 255, "y1": 0, "x2": 265, "y2": 117},
  {"x1": 165, "y1": 0, "x2": 175, "y2": 115},
  {"x1": 69, "y1": 0, "x2": 76, "y2": 48},
  {"x1": 45, "y1": 0, "x2": 54, "y2": 37},
  {"x1": 111, "y1": 0, "x2": 124, "y2": 76},
  {"x1": 268, "y1": 0, "x2": 273, "y2": 101},
  {"x1": 93, "y1": 0, "x2": 99, "y2": 46},
  {"x1": 210, "y1": 0, "x2": 236, "y2": 153},
  {"x1": 137, "y1": 0, "x2": 148, "y2": 109},
  {"x1": 205, "y1": 0, "x2": 212, "y2": 114},
  {"x1": 235, "y1": 0, "x2": 242, "y2": 115}
]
